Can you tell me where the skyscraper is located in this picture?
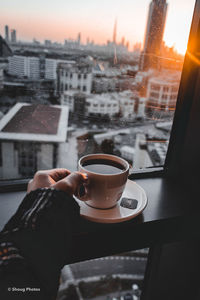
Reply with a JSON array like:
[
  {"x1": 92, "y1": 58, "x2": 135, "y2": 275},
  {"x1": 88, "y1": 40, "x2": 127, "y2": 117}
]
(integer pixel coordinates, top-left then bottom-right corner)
[
  {"x1": 11, "y1": 29, "x2": 17, "y2": 43},
  {"x1": 5, "y1": 25, "x2": 9, "y2": 42},
  {"x1": 77, "y1": 32, "x2": 81, "y2": 45},
  {"x1": 139, "y1": 0, "x2": 168, "y2": 70},
  {"x1": 113, "y1": 19, "x2": 117, "y2": 44}
]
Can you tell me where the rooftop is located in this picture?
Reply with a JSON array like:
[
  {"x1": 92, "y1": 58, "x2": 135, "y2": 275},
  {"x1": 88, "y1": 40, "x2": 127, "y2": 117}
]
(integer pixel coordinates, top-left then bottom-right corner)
[{"x1": 0, "y1": 103, "x2": 69, "y2": 142}]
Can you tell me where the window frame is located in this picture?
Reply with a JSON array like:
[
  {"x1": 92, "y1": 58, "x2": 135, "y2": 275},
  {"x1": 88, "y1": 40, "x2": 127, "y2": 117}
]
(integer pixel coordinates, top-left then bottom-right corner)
[
  {"x1": 0, "y1": 0, "x2": 199, "y2": 192},
  {"x1": 164, "y1": 0, "x2": 200, "y2": 178}
]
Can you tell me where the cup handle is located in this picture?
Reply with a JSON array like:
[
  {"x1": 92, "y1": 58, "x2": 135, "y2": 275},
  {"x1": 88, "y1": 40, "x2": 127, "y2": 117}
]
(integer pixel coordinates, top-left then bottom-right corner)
[{"x1": 76, "y1": 183, "x2": 90, "y2": 201}]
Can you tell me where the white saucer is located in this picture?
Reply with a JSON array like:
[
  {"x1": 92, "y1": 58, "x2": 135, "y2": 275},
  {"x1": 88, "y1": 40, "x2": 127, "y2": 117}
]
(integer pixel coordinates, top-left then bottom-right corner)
[{"x1": 74, "y1": 180, "x2": 147, "y2": 223}]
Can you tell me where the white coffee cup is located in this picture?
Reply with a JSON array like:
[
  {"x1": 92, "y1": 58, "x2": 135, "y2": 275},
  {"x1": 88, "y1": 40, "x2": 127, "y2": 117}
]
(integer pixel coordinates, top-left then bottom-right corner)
[{"x1": 78, "y1": 153, "x2": 129, "y2": 209}]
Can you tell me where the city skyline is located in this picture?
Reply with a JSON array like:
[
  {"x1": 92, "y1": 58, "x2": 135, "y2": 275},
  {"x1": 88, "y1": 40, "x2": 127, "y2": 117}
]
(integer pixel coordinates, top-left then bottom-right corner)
[{"x1": 0, "y1": 0, "x2": 195, "y2": 53}]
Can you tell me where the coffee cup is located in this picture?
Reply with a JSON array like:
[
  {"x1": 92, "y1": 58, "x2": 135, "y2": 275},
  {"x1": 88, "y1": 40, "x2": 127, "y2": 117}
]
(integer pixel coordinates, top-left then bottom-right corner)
[{"x1": 77, "y1": 153, "x2": 129, "y2": 209}]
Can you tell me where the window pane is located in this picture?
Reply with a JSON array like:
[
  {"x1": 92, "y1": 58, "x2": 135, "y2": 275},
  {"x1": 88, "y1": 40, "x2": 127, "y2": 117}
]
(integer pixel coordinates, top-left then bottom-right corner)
[{"x1": 0, "y1": 0, "x2": 195, "y2": 179}]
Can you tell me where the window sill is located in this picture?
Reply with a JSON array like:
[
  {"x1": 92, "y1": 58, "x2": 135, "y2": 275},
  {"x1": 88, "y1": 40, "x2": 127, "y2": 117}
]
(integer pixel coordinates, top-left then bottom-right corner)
[{"x1": 0, "y1": 175, "x2": 199, "y2": 264}]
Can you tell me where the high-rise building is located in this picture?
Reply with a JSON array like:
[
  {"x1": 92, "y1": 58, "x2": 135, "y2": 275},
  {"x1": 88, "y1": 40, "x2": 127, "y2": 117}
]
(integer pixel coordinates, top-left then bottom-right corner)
[
  {"x1": 77, "y1": 32, "x2": 81, "y2": 45},
  {"x1": 10, "y1": 29, "x2": 17, "y2": 43},
  {"x1": 5, "y1": 25, "x2": 9, "y2": 42},
  {"x1": 139, "y1": 0, "x2": 168, "y2": 70},
  {"x1": 44, "y1": 40, "x2": 52, "y2": 47},
  {"x1": 8, "y1": 55, "x2": 40, "y2": 79},
  {"x1": 113, "y1": 19, "x2": 117, "y2": 44}
]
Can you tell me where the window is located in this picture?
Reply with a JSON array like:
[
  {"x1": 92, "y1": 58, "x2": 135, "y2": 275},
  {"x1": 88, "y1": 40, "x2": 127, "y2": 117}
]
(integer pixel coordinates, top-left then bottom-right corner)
[
  {"x1": 162, "y1": 94, "x2": 168, "y2": 100},
  {"x1": 17, "y1": 142, "x2": 38, "y2": 177},
  {"x1": 0, "y1": 1, "x2": 200, "y2": 300},
  {"x1": 0, "y1": 1, "x2": 196, "y2": 192},
  {"x1": 171, "y1": 86, "x2": 178, "y2": 93},
  {"x1": 150, "y1": 92, "x2": 159, "y2": 98},
  {"x1": 170, "y1": 95, "x2": 176, "y2": 100},
  {"x1": 151, "y1": 84, "x2": 160, "y2": 91},
  {"x1": 163, "y1": 86, "x2": 169, "y2": 92}
]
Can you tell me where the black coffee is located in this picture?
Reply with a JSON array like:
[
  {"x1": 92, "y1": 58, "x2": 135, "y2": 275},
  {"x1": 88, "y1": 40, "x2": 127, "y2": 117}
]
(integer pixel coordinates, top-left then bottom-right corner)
[{"x1": 82, "y1": 159, "x2": 125, "y2": 175}]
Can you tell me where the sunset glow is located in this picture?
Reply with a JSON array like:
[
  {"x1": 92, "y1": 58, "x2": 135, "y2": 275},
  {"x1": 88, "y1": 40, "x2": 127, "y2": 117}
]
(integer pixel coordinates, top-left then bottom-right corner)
[{"x1": 0, "y1": 0, "x2": 196, "y2": 54}]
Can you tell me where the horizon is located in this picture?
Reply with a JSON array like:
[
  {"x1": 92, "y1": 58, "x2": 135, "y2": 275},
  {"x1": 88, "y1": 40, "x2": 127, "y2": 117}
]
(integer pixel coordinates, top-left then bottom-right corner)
[{"x1": 0, "y1": 0, "x2": 196, "y2": 54}]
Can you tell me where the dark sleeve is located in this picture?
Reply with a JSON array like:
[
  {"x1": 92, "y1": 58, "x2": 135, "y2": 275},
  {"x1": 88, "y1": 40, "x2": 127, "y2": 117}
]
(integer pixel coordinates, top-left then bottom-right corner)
[{"x1": 0, "y1": 188, "x2": 80, "y2": 300}]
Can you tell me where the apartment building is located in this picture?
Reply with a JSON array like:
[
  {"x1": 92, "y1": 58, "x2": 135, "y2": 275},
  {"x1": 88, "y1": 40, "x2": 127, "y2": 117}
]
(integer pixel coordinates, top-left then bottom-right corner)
[
  {"x1": 8, "y1": 55, "x2": 73, "y2": 80},
  {"x1": 146, "y1": 72, "x2": 181, "y2": 114},
  {"x1": 8, "y1": 55, "x2": 40, "y2": 79},
  {"x1": 57, "y1": 61, "x2": 93, "y2": 95},
  {"x1": 85, "y1": 94, "x2": 119, "y2": 117},
  {"x1": 0, "y1": 103, "x2": 69, "y2": 179}
]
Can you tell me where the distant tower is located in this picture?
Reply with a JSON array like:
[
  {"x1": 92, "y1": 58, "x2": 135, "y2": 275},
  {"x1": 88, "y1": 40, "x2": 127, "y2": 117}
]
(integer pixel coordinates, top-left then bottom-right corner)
[
  {"x1": 77, "y1": 32, "x2": 81, "y2": 45},
  {"x1": 113, "y1": 19, "x2": 117, "y2": 44},
  {"x1": 11, "y1": 29, "x2": 17, "y2": 43},
  {"x1": 5, "y1": 25, "x2": 9, "y2": 42},
  {"x1": 139, "y1": 0, "x2": 168, "y2": 70}
]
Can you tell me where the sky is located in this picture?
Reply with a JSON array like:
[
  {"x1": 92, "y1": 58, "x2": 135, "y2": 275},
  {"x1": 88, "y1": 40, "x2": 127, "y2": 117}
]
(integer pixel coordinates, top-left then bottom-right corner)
[{"x1": 0, "y1": 0, "x2": 196, "y2": 54}]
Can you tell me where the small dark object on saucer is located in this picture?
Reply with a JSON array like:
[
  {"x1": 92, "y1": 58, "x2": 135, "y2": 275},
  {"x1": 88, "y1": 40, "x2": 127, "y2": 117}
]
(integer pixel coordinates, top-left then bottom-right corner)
[{"x1": 120, "y1": 197, "x2": 138, "y2": 209}]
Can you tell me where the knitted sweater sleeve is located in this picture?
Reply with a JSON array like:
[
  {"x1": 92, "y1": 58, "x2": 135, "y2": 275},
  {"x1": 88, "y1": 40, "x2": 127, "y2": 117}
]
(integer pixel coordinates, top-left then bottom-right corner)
[{"x1": 0, "y1": 188, "x2": 80, "y2": 300}]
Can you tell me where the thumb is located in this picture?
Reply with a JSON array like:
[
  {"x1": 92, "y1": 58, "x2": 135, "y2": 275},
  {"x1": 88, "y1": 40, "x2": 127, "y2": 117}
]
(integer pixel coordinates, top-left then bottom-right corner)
[{"x1": 53, "y1": 172, "x2": 88, "y2": 195}]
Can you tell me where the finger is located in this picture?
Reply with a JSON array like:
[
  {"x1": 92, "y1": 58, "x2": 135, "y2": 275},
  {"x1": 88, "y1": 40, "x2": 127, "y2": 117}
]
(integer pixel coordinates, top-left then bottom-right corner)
[
  {"x1": 48, "y1": 168, "x2": 71, "y2": 181},
  {"x1": 27, "y1": 179, "x2": 33, "y2": 193},
  {"x1": 36, "y1": 168, "x2": 71, "y2": 181},
  {"x1": 65, "y1": 172, "x2": 88, "y2": 189},
  {"x1": 53, "y1": 172, "x2": 88, "y2": 195}
]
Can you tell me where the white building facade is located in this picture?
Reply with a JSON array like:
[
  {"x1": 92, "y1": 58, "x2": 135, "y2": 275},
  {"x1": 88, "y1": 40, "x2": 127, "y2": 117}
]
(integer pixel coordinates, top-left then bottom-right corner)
[
  {"x1": 57, "y1": 61, "x2": 93, "y2": 95},
  {"x1": 85, "y1": 94, "x2": 119, "y2": 117},
  {"x1": 8, "y1": 55, "x2": 74, "y2": 81},
  {"x1": 146, "y1": 72, "x2": 181, "y2": 113},
  {"x1": 45, "y1": 59, "x2": 74, "y2": 80},
  {"x1": 8, "y1": 55, "x2": 40, "y2": 79},
  {"x1": 60, "y1": 91, "x2": 76, "y2": 112},
  {"x1": 60, "y1": 90, "x2": 145, "y2": 120},
  {"x1": 118, "y1": 90, "x2": 138, "y2": 119}
]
